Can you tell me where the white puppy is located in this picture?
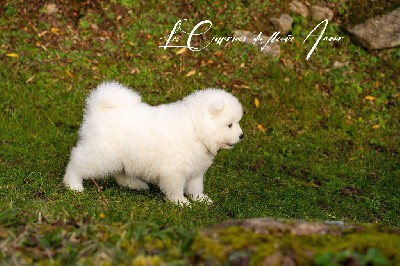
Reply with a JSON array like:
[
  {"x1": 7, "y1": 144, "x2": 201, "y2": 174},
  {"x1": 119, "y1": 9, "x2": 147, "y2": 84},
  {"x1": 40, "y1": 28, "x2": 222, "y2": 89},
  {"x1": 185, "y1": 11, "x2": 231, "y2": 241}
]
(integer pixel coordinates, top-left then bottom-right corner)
[{"x1": 64, "y1": 81, "x2": 243, "y2": 205}]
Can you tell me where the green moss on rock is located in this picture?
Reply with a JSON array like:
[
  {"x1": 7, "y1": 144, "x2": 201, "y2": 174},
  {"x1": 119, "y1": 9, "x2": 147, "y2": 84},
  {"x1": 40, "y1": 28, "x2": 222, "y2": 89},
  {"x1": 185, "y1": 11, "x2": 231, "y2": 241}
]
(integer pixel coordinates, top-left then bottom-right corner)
[{"x1": 190, "y1": 219, "x2": 400, "y2": 265}]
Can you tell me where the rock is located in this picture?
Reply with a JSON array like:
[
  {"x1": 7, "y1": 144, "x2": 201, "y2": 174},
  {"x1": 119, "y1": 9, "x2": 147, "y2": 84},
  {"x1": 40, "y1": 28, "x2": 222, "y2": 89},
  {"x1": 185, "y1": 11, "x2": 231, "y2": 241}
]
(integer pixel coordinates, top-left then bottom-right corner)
[
  {"x1": 234, "y1": 30, "x2": 281, "y2": 57},
  {"x1": 44, "y1": 3, "x2": 58, "y2": 15},
  {"x1": 311, "y1": 5, "x2": 334, "y2": 21},
  {"x1": 270, "y1": 14, "x2": 293, "y2": 35},
  {"x1": 289, "y1": 0, "x2": 309, "y2": 18},
  {"x1": 347, "y1": 8, "x2": 400, "y2": 49},
  {"x1": 91, "y1": 24, "x2": 99, "y2": 31},
  {"x1": 332, "y1": 61, "x2": 348, "y2": 69},
  {"x1": 191, "y1": 218, "x2": 400, "y2": 265}
]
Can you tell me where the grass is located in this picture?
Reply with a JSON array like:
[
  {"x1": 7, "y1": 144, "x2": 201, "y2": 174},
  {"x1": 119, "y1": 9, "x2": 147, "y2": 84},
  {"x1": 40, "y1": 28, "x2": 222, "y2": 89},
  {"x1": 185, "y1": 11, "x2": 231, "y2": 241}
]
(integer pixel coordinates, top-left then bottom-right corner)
[{"x1": 1, "y1": 0, "x2": 400, "y2": 264}]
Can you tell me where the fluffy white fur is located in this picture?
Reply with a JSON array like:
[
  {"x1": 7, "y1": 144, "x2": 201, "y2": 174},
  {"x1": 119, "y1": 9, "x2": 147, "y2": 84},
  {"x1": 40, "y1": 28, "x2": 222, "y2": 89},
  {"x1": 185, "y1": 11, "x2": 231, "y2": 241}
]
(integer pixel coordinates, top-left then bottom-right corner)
[{"x1": 63, "y1": 81, "x2": 243, "y2": 206}]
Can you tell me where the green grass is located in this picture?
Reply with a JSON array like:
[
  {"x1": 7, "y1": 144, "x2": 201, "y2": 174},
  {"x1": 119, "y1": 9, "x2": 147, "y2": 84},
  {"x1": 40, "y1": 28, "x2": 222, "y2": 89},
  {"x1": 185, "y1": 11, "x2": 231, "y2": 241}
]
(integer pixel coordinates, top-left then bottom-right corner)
[{"x1": 1, "y1": 0, "x2": 400, "y2": 264}]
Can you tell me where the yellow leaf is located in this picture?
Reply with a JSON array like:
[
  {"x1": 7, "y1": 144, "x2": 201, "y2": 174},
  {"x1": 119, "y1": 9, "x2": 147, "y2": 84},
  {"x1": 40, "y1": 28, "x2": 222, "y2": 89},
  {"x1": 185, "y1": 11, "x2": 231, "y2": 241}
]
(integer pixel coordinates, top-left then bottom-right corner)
[
  {"x1": 186, "y1": 70, "x2": 196, "y2": 77},
  {"x1": 50, "y1": 27, "x2": 60, "y2": 34},
  {"x1": 254, "y1": 97, "x2": 260, "y2": 108},
  {"x1": 304, "y1": 181, "x2": 320, "y2": 188},
  {"x1": 26, "y1": 75, "x2": 35, "y2": 83},
  {"x1": 38, "y1": 31, "x2": 49, "y2": 37},
  {"x1": 176, "y1": 47, "x2": 187, "y2": 55},
  {"x1": 257, "y1": 124, "x2": 266, "y2": 133},
  {"x1": 65, "y1": 69, "x2": 74, "y2": 78},
  {"x1": 372, "y1": 124, "x2": 380, "y2": 130},
  {"x1": 6, "y1": 53, "x2": 19, "y2": 58},
  {"x1": 364, "y1": 95, "x2": 376, "y2": 101},
  {"x1": 99, "y1": 213, "x2": 106, "y2": 219}
]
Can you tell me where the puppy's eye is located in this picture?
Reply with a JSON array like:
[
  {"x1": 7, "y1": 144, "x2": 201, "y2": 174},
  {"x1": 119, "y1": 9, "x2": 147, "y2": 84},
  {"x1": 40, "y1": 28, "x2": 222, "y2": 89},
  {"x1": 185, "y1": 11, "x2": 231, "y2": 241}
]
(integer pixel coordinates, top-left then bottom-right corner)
[{"x1": 228, "y1": 124, "x2": 233, "y2": 128}]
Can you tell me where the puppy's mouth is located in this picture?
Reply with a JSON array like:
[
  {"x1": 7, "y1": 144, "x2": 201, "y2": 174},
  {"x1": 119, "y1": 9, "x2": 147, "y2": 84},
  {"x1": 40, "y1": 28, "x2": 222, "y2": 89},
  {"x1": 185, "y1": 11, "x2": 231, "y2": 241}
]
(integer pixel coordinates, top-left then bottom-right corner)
[{"x1": 222, "y1": 143, "x2": 235, "y2": 149}]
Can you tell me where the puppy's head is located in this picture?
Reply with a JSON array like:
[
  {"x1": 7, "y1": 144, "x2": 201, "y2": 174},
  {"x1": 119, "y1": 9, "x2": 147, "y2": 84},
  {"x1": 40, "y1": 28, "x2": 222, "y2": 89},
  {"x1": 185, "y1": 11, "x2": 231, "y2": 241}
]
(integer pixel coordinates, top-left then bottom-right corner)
[{"x1": 187, "y1": 89, "x2": 243, "y2": 155}]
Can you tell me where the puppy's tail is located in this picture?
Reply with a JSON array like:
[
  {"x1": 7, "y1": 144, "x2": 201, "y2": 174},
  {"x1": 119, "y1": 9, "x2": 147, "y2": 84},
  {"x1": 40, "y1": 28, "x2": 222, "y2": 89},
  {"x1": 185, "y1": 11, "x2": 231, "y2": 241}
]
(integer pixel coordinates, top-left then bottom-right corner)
[{"x1": 85, "y1": 81, "x2": 141, "y2": 112}]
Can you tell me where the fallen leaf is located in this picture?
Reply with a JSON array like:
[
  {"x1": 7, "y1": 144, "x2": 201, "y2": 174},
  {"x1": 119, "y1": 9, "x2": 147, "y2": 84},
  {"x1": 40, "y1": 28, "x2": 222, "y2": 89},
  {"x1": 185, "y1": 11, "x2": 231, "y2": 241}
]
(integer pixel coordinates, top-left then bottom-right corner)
[
  {"x1": 65, "y1": 69, "x2": 74, "y2": 78},
  {"x1": 186, "y1": 70, "x2": 196, "y2": 77},
  {"x1": 6, "y1": 53, "x2": 19, "y2": 58},
  {"x1": 240, "y1": 63, "x2": 245, "y2": 68},
  {"x1": 304, "y1": 181, "x2": 320, "y2": 188},
  {"x1": 372, "y1": 124, "x2": 380, "y2": 130},
  {"x1": 176, "y1": 47, "x2": 187, "y2": 55},
  {"x1": 50, "y1": 27, "x2": 60, "y2": 34},
  {"x1": 26, "y1": 75, "x2": 35, "y2": 83},
  {"x1": 257, "y1": 124, "x2": 266, "y2": 133},
  {"x1": 38, "y1": 31, "x2": 49, "y2": 37},
  {"x1": 130, "y1": 69, "x2": 140, "y2": 74},
  {"x1": 99, "y1": 213, "x2": 106, "y2": 219},
  {"x1": 254, "y1": 97, "x2": 260, "y2": 108},
  {"x1": 364, "y1": 95, "x2": 376, "y2": 101}
]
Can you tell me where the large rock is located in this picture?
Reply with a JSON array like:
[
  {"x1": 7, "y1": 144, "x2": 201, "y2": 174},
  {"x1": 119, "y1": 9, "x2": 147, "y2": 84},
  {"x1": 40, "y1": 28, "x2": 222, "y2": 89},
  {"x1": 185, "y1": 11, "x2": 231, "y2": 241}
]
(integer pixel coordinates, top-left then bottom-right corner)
[
  {"x1": 289, "y1": 0, "x2": 309, "y2": 18},
  {"x1": 311, "y1": 5, "x2": 334, "y2": 21},
  {"x1": 191, "y1": 218, "x2": 400, "y2": 265},
  {"x1": 347, "y1": 8, "x2": 400, "y2": 49},
  {"x1": 270, "y1": 14, "x2": 293, "y2": 35}
]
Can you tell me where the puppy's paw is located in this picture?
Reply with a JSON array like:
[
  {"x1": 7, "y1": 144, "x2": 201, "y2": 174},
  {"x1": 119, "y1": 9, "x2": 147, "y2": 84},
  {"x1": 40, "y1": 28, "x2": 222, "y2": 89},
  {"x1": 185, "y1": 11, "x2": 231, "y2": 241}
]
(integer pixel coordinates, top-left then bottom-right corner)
[
  {"x1": 169, "y1": 196, "x2": 191, "y2": 207},
  {"x1": 192, "y1": 194, "x2": 213, "y2": 205},
  {"x1": 65, "y1": 182, "x2": 84, "y2": 192}
]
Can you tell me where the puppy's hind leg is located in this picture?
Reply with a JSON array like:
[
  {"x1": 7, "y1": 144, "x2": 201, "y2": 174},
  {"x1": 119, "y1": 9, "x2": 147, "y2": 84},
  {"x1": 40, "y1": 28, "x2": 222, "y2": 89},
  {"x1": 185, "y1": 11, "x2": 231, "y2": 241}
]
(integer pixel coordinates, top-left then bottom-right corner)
[
  {"x1": 63, "y1": 146, "x2": 88, "y2": 192},
  {"x1": 63, "y1": 167, "x2": 84, "y2": 192},
  {"x1": 115, "y1": 173, "x2": 149, "y2": 190}
]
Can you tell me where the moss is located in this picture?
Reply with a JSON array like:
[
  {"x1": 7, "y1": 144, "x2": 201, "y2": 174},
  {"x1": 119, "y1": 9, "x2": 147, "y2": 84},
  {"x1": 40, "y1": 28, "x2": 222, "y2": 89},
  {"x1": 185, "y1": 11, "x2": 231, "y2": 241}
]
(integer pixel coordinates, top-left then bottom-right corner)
[
  {"x1": 191, "y1": 233, "x2": 226, "y2": 263},
  {"x1": 132, "y1": 255, "x2": 162, "y2": 266}
]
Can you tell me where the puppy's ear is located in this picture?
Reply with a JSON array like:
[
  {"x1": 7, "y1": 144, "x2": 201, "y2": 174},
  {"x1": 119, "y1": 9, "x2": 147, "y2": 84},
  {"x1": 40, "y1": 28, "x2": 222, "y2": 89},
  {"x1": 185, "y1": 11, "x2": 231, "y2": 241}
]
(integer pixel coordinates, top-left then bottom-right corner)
[{"x1": 209, "y1": 99, "x2": 225, "y2": 116}]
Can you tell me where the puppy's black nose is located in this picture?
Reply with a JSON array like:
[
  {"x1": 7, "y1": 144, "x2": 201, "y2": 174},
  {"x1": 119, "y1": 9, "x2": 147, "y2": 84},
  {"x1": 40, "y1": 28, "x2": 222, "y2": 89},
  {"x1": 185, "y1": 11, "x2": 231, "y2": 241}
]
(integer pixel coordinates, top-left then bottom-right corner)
[{"x1": 239, "y1": 133, "x2": 244, "y2": 140}]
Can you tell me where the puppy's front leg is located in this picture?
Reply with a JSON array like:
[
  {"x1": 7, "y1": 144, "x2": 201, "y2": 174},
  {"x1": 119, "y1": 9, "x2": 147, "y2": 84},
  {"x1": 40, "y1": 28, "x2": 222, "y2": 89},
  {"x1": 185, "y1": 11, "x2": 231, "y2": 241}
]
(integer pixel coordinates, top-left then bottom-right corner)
[
  {"x1": 185, "y1": 176, "x2": 213, "y2": 204},
  {"x1": 159, "y1": 176, "x2": 190, "y2": 206}
]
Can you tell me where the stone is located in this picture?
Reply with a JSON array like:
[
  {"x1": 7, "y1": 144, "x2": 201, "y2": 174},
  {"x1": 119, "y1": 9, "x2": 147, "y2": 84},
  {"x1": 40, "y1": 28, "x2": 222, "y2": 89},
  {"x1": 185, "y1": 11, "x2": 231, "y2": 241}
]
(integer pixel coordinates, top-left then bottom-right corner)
[
  {"x1": 311, "y1": 5, "x2": 334, "y2": 21},
  {"x1": 45, "y1": 3, "x2": 58, "y2": 15},
  {"x1": 332, "y1": 61, "x2": 348, "y2": 69},
  {"x1": 289, "y1": 0, "x2": 309, "y2": 18},
  {"x1": 270, "y1": 14, "x2": 293, "y2": 35},
  {"x1": 234, "y1": 30, "x2": 281, "y2": 57},
  {"x1": 346, "y1": 8, "x2": 400, "y2": 49}
]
